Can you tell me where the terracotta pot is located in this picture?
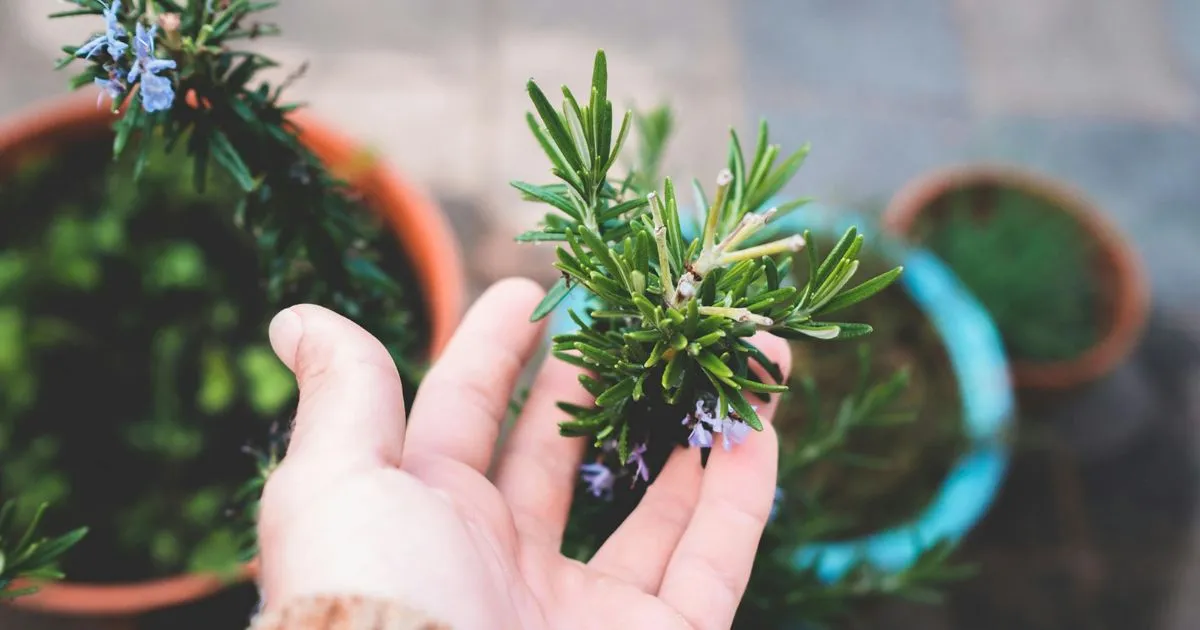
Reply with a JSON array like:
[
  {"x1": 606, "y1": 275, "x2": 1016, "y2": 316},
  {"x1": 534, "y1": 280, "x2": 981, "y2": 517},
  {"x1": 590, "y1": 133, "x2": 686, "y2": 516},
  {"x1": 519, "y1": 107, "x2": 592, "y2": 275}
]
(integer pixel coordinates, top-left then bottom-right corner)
[
  {"x1": 882, "y1": 164, "x2": 1148, "y2": 390},
  {"x1": 0, "y1": 92, "x2": 465, "y2": 616}
]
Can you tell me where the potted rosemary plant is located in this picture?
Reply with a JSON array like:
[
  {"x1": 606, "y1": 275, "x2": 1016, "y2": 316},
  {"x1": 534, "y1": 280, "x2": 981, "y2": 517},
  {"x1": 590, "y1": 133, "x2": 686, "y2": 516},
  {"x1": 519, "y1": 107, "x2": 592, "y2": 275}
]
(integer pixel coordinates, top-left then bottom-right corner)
[
  {"x1": 517, "y1": 51, "x2": 1008, "y2": 627},
  {"x1": 750, "y1": 209, "x2": 1015, "y2": 626},
  {"x1": 883, "y1": 166, "x2": 1148, "y2": 390},
  {"x1": 0, "y1": 0, "x2": 463, "y2": 617}
]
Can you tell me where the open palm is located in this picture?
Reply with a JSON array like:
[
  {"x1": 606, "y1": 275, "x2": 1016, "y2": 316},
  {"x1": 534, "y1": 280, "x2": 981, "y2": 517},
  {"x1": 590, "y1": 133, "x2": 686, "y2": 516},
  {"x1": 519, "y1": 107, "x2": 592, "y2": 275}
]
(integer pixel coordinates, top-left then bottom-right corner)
[{"x1": 256, "y1": 279, "x2": 791, "y2": 630}]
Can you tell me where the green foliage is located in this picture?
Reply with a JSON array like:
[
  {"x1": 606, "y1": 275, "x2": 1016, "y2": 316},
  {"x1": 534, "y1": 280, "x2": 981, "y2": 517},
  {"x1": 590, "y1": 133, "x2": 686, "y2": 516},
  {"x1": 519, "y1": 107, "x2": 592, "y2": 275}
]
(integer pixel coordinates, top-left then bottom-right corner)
[
  {"x1": 0, "y1": 132, "x2": 294, "y2": 581},
  {"x1": 516, "y1": 51, "x2": 903, "y2": 454},
  {"x1": 15, "y1": 0, "x2": 429, "y2": 582},
  {"x1": 739, "y1": 539, "x2": 975, "y2": 629},
  {"x1": 516, "y1": 51, "x2": 975, "y2": 626},
  {"x1": 920, "y1": 186, "x2": 1099, "y2": 362},
  {"x1": 53, "y1": 0, "x2": 421, "y2": 371},
  {"x1": 0, "y1": 500, "x2": 87, "y2": 600},
  {"x1": 737, "y1": 348, "x2": 973, "y2": 627},
  {"x1": 783, "y1": 244, "x2": 967, "y2": 540},
  {"x1": 628, "y1": 106, "x2": 672, "y2": 193},
  {"x1": 232, "y1": 421, "x2": 286, "y2": 562}
]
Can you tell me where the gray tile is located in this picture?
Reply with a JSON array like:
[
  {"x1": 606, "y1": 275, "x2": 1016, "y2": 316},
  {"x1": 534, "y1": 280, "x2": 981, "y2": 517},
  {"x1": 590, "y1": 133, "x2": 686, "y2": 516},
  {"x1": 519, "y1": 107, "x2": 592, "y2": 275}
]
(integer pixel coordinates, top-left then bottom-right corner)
[
  {"x1": 741, "y1": 0, "x2": 969, "y2": 113},
  {"x1": 955, "y1": 0, "x2": 1195, "y2": 120},
  {"x1": 972, "y1": 117, "x2": 1200, "y2": 312},
  {"x1": 237, "y1": 0, "x2": 491, "y2": 198},
  {"x1": 494, "y1": 0, "x2": 739, "y2": 83},
  {"x1": 267, "y1": 0, "x2": 485, "y2": 54},
  {"x1": 0, "y1": 2, "x2": 88, "y2": 117},
  {"x1": 747, "y1": 104, "x2": 974, "y2": 209},
  {"x1": 1167, "y1": 0, "x2": 1200, "y2": 90}
]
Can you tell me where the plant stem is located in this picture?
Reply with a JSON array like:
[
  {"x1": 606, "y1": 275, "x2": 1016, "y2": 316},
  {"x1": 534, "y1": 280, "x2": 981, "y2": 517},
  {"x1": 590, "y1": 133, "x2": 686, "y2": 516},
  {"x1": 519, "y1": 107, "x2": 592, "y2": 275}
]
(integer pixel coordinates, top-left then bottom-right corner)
[
  {"x1": 698, "y1": 305, "x2": 774, "y2": 326},
  {"x1": 717, "y1": 207, "x2": 776, "y2": 255},
  {"x1": 717, "y1": 234, "x2": 805, "y2": 266}
]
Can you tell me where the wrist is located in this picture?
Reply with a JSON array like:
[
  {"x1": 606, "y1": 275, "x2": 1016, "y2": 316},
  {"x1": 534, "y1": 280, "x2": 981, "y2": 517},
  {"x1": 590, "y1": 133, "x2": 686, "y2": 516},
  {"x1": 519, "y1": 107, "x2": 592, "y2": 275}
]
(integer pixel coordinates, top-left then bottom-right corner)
[{"x1": 248, "y1": 594, "x2": 449, "y2": 630}]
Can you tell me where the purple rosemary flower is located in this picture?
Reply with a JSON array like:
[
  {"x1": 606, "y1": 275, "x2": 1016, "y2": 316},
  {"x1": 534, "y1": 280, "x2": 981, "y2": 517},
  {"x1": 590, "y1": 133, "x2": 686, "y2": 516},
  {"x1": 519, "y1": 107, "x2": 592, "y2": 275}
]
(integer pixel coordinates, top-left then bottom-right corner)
[
  {"x1": 685, "y1": 419, "x2": 713, "y2": 448},
  {"x1": 714, "y1": 417, "x2": 752, "y2": 451},
  {"x1": 139, "y1": 72, "x2": 175, "y2": 113},
  {"x1": 94, "y1": 77, "x2": 123, "y2": 106},
  {"x1": 683, "y1": 394, "x2": 753, "y2": 451},
  {"x1": 580, "y1": 462, "x2": 615, "y2": 500},
  {"x1": 94, "y1": 66, "x2": 126, "y2": 107},
  {"x1": 77, "y1": 1, "x2": 129, "y2": 59},
  {"x1": 693, "y1": 396, "x2": 718, "y2": 426},
  {"x1": 627, "y1": 443, "x2": 649, "y2": 484},
  {"x1": 128, "y1": 23, "x2": 177, "y2": 113}
]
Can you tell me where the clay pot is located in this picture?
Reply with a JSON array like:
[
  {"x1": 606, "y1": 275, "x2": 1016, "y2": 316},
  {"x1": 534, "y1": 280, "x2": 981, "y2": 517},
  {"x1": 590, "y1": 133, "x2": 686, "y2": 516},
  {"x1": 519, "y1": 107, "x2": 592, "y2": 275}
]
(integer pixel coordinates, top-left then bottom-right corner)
[
  {"x1": 883, "y1": 165, "x2": 1149, "y2": 390},
  {"x1": 0, "y1": 92, "x2": 464, "y2": 617}
]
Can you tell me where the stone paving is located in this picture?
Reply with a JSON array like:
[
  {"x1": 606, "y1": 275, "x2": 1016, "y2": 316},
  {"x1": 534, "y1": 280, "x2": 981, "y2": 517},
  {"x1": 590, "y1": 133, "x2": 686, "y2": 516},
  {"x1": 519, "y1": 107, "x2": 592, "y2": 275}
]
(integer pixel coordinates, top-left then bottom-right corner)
[{"x1": 3, "y1": 0, "x2": 1200, "y2": 628}]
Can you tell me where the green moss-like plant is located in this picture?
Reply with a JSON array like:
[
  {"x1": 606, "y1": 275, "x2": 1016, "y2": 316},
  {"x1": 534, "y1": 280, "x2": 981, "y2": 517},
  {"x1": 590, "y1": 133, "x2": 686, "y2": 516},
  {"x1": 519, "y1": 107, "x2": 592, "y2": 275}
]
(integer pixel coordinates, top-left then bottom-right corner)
[{"x1": 916, "y1": 185, "x2": 1100, "y2": 363}]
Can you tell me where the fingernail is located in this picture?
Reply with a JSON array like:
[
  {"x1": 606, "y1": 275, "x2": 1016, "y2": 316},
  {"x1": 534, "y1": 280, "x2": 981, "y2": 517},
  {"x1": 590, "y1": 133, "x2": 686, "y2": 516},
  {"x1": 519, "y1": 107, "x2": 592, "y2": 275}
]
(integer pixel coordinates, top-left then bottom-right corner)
[{"x1": 268, "y1": 308, "x2": 304, "y2": 370}]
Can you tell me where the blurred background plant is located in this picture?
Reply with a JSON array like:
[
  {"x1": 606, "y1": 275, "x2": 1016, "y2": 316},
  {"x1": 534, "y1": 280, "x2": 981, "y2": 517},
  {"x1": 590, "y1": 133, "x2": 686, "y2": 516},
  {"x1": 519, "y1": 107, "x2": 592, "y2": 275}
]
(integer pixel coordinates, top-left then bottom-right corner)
[
  {"x1": 0, "y1": 0, "x2": 431, "y2": 596},
  {"x1": 0, "y1": 134, "x2": 296, "y2": 581},
  {"x1": 914, "y1": 185, "x2": 1100, "y2": 363},
  {"x1": 740, "y1": 345, "x2": 974, "y2": 627},
  {"x1": 734, "y1": 236, "x2": 977, "y2": 626}
]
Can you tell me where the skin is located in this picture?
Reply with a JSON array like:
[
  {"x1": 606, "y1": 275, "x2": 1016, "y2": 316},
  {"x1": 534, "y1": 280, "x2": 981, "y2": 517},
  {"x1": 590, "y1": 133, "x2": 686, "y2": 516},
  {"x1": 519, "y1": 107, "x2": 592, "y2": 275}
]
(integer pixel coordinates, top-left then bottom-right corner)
[{"x1": 256, "y1": 278, "x2": 792, "y2": 630}]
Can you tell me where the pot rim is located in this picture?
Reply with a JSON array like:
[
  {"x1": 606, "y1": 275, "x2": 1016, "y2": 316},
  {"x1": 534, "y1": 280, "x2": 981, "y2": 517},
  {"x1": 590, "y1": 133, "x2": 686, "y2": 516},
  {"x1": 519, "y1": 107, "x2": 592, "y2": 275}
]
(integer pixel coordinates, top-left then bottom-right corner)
[
  {"x1": 882, "y1": 163, "x2": 1149, "y2": 390},
  {"x1": 1, "y1": 91, "x2": 464, "y2": 616}
]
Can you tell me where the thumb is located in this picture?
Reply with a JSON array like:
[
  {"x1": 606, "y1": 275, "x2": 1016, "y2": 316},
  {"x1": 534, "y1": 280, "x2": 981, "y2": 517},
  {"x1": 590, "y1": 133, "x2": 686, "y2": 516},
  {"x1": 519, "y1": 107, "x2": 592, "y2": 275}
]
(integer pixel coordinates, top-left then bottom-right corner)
[{"x1": 268, "y1": 304, "x2": 407, "y2": 474}]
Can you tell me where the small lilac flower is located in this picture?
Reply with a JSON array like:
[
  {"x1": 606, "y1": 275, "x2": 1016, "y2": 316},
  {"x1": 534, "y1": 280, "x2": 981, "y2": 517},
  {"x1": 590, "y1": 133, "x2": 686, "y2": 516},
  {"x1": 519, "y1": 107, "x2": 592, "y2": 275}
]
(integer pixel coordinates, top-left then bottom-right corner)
[
  {"x1": 768, "y1": 487, "x2": 784, "y2": 523},
  {"x1": 77, "y1": 1, "x2": 129, "y2": 59},
  {"x1": 139, "y1": 72, "x2": 175, "y2": 112},
  {"x1": 94, "y1": 65, "x2": 127, "y2": 108},
  {"x1": 76, "y1": 36, "x2": 105, "y2": 59},
  {"x1": 94, "y1": 76, "x2": 124, "y2": 107},
  {"x1": 686, "y1": 420, "x2": 713, "y2": 448},
  {"x1": 580, "y1": 462, "x2": 615, "y2": 500},
  {"x1": 627, "y1": 443, "x2": 649, "y2": 484},
  {"x1": 129, "y1": 23, "x2": 177, "y2": 80},
  {"x1": 128, "y1": 23, "x2": 177, "y2": 113},
  {"x1": 693, "y1": 396, "x2": 718, "y2": 426},
  {"x1": 713, "y1": 417, "x2": 752, "y2": 451},
  {"x1": 723, "y1": 418, "x2": 752, "y2": 450}
]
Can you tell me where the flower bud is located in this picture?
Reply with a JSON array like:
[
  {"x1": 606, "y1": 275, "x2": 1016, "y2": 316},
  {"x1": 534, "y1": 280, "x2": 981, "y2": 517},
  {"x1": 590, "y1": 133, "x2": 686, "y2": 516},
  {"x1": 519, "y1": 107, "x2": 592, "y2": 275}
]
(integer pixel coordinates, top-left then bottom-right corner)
[{"x1": 159, "y1": 13, "x2": 182, "y2": 48}]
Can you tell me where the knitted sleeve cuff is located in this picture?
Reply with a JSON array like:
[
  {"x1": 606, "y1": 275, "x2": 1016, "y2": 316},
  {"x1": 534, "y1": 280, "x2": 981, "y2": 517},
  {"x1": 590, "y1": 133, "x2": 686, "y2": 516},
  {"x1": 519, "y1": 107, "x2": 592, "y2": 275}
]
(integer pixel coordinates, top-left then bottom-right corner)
[{"x1": 248, "y1": 595, "x2": 450, "y2": 630}]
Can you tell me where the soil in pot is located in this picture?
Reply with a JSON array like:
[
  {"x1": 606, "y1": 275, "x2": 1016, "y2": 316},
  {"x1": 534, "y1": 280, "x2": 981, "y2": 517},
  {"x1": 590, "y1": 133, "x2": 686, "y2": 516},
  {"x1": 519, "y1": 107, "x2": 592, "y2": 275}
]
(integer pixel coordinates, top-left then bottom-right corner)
[
  {"x1": 0, "y1": 131, "x2": 427, "y2": 584},
  {"x1": 910, "y1": 184, "x2": 1101, "y2": 364},
  {"x1": 775, "y1": 244, "x2": 966, "y2": 540}
]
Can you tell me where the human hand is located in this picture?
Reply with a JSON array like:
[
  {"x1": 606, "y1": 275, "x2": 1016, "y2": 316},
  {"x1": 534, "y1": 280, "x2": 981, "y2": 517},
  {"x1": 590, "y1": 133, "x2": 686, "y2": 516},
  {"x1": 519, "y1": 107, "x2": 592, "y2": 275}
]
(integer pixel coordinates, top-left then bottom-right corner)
[{"x1": 256, "y1": 278, "x2": 792, "y2": 630}]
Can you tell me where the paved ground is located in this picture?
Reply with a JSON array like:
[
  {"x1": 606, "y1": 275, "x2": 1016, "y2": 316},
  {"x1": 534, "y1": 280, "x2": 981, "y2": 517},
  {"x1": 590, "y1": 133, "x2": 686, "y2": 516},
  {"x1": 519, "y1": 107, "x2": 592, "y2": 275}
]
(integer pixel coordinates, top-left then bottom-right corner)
[{"x1": 3, "y1": 0, "x2": 1200, "y2": 628}]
